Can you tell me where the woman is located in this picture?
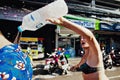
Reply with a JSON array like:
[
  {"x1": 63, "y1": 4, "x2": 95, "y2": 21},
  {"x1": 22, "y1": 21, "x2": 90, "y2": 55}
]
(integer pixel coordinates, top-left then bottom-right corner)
[
  {"x1": 0, "y1": 27, "x2": 33, "y2": 80},
  {"x1": 47, "y1": 17, "x2": 109, "y2": 80}
]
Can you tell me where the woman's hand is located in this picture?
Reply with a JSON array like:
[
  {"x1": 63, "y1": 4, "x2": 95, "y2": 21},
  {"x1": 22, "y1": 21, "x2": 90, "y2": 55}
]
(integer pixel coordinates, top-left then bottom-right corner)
[
  {"x1": 70, "y1": 64, "x2": 80, "y2": 71},
  {"x1": 46, "y1": 17, "x2": 66, "y2": 26}
]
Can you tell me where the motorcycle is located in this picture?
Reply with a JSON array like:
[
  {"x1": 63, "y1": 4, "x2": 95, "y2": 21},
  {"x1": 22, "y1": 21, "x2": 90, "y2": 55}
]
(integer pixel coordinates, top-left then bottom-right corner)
[
  {"x1": 44, "y1": 53, "x2": 59, "y2": 74},
  {"x1": 44, "y1": 49, "x2": 69, "y2": 75},
  {"x1": 103, "y1": 54, "x2": 113, "y2": 69},
  {"x1": 110, "y1": 49, "x2": 120, "y2": 66},
  {"x1": 102, "y1": 47, "x2": 112, "y2": 69},
  {"x1": 59, "y1": 52, "x2": 69, "y2": 75}
]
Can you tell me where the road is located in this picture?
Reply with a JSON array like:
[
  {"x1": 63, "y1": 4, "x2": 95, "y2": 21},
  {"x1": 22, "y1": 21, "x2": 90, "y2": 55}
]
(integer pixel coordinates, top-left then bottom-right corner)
[{"x1": 32, "y1": 58, "x2": 120, "y2": 80}]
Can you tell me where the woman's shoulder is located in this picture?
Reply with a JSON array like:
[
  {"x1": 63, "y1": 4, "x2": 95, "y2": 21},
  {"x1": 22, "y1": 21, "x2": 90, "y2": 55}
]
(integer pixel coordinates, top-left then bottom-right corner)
[{"x1": 0, "y1": 44, "x2": 18, "y2": 51}]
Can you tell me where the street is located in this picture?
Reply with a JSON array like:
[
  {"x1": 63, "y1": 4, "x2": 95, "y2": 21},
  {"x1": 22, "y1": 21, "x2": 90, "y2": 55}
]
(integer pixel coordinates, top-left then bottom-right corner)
[{"x1": 32, "y1": 58, "x2": 120, "y2": 80}]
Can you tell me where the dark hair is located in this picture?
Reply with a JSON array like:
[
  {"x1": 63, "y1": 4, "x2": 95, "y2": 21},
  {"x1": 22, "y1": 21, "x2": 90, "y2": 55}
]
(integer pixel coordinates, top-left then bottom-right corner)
[{"x1": 0, "y1": 20, "x2": 21, "y2": 42}]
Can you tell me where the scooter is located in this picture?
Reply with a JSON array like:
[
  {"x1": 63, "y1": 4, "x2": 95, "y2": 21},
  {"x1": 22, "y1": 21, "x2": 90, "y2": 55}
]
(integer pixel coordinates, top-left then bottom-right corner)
[
  {"x1": 103, "y1": 54, "x2": 112, "y2": 69},
  {"x1": 102, "y1": 47, "x2": 112, "y2": 69},
  {"x1": 110, "y1": 49, "x2": 120, "y2": 66},
  {"x1": 44, "y1": 49, "x2": 69, "y2": 75},
  {"x1": 59, "y1": 52, "x2": 69, "y2": 75},
  {"x1": 44, "y1": 53, "x2": 59, "y2": 74}
]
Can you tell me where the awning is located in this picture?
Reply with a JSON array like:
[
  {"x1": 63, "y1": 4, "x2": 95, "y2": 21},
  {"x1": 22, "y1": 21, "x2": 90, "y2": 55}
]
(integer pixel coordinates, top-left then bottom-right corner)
[
  {"x1": 94, "y1": 30, "x2": 120, "y2": 35},
  {"x1": 0, "y1": 6, "x2": 31, "y2": 21}
]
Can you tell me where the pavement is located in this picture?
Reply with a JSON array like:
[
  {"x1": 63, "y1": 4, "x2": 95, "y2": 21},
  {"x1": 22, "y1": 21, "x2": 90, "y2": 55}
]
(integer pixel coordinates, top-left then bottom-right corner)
[{"x1": 32, "y1": 57, "x2": 120, "y2": 80}]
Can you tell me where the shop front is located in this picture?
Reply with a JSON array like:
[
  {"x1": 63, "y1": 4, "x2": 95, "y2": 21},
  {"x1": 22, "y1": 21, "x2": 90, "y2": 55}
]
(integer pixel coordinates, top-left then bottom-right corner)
[
  {"x1": 20, "y1": 37, "x2": 45, "y2": 59},
  {"x1": 55, "y1": 15, "x2": 99, "y2": 57},
  {"x1": 94, "y1": 22, "x2": 120, "y2": 54}
]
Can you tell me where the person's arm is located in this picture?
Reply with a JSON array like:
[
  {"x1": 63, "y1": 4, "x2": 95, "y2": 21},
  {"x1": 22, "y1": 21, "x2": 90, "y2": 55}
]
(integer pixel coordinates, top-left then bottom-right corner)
[
  {"x1": 14, "y1": 32, "x2": 22, "y2": 44},
  {"x1": 77, "y1": 52, "x2": 88, "y2": 67},
  {"x1": 47, "y1": 17, "x2": 101, "y2": 57},
  {"x1": 69, "y1": 51, "x2": 88, "y2": 71},
  {"x1": 47, "y1": 17, "x2": 93, "y2": 39}
]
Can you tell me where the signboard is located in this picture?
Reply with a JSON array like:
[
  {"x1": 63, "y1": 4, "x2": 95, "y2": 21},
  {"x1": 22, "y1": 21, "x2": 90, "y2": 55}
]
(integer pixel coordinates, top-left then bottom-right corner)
[
  {"x1": 64, "y1": 15, "x2": 100, "y2": 30},
  {"x1": 69, "y1": 19, "x2": 95, "y2": 29},
  {"x1": 20, "y1": 37, "x2": 38, "y2": 42},
  {"x1": 114, "y1": 23, "x2": 120, "y2": 31},
  {"x1": 100, "y1": 23, "x2": 114, "y2": 31}
]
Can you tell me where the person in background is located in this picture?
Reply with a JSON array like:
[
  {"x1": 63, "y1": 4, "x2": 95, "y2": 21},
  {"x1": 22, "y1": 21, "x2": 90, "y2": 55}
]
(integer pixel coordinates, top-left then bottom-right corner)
[
  {"x1": 0, "y1": 27, "x2": 33, "y2": 80},
  {"x1": 27, "y1": 45, "x2": 32, "y2": 55},
  {"x1": 47, "y1": 17, "x2": 109, "y2": 80},
  {"x1": 26, "y1": 44, "x2": 34, "y2": 66}
]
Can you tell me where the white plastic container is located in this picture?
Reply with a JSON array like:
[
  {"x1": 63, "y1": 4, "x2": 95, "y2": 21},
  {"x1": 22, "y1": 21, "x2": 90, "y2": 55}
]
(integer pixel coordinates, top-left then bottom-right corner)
[{"x1": 18, "y1": 0, "x2": 68, "y2": 32}]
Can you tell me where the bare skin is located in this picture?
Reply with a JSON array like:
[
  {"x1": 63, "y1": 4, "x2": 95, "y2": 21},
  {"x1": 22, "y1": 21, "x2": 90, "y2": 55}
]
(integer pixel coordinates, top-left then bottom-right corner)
[
  {"x1": 47, "y1": 17, "x2": 109, "y2": 80},
  {"x1": 0, "y1": 31, "x2": 12, "y2": 49}
]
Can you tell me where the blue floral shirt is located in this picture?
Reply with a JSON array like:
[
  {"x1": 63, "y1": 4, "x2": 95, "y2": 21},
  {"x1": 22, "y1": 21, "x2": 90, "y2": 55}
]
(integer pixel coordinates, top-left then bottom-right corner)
[{"x1": 0, "y1": 44, "x2": 33, "y2": 80}]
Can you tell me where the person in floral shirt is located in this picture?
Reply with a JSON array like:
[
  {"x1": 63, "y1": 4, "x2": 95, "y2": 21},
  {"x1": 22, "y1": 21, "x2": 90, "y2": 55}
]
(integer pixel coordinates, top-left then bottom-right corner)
[{"x1": 0, "y1": 27, "x2": 33, "y2": 80}]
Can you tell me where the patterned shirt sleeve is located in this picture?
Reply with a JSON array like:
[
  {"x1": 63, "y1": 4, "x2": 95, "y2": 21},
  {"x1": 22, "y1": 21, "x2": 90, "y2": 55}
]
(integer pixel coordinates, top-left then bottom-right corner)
[{"x1": 0, "y1": 44, "x2": 33, "y2": 80}]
